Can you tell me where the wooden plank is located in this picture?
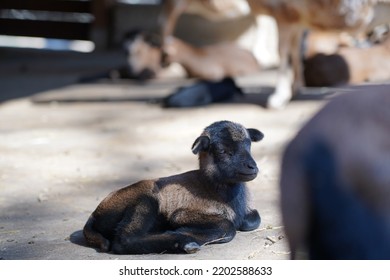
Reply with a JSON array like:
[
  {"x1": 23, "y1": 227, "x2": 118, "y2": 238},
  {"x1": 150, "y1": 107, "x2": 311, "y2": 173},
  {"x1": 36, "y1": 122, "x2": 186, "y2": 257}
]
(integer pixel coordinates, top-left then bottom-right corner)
[
  {"x1": 0, "y1": 0, "x2": 92, "y2": 13},
  {"x1": 0, "y1": 19, "x2": 90, "y2": 40}
]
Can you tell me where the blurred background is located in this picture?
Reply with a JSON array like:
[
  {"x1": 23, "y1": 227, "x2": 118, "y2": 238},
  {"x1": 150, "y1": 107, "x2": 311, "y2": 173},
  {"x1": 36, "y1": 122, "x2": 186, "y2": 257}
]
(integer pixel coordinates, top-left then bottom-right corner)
[
  {"x1": 0, "y1": 0, "x2": 281, "y2": 102},
  {"x1": 0, "y1": 0, "x2": 276, "y2": 52}
]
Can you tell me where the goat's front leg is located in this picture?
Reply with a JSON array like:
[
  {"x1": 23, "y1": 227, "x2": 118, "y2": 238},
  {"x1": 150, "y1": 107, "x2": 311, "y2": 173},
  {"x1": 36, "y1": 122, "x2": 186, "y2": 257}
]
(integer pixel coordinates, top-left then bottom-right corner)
[
  {"x1": 159, "y1": 0, "x2": 190, "y2": 42},
  {"x1": 240, "y1": 209, "x2": 261, "y2": 231},
  {"x1": 291, "y1": 27, "x2": 305, "y2": 94},
  {"x1": 267, "y1": 23, "x2": 299, "y2": 109}
]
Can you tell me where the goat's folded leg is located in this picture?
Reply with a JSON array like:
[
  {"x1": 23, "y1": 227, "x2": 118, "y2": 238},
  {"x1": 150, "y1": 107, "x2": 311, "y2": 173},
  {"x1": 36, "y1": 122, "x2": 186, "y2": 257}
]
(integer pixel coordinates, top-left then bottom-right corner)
[
  {"x1": 109, "y1": 197, "x2": 198, "y2": 254},
  {"x1": 169, "y1": 209, "x2": 237, "y2": 252}
]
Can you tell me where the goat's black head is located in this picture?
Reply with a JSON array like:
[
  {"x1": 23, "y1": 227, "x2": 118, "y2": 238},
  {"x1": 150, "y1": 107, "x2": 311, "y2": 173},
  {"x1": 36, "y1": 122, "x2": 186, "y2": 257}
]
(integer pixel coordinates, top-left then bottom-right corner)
[{"x1": 192, "y1": 121, "x2": 264, "y2": 184}]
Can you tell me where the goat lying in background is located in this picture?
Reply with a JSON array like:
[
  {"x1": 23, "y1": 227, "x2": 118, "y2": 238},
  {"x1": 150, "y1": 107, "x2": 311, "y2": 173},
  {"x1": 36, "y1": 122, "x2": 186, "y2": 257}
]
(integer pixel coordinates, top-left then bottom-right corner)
[
  {"x1": 303, "y1": 29, "x2": 390, "y2": 87},
  {"x1": 280, "y1": 85, "x2": 390, "y2": 259},
  {"x1": 84, "y1": 121, "x2": 264, "y2": 254},
  {"x1": 124, "y1": 31, "x2": 261, "y2": 81}
]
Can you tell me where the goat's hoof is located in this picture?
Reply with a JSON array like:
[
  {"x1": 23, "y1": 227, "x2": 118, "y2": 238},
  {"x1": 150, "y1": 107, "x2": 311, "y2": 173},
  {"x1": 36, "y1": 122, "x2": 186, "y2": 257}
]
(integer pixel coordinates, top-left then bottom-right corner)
[
  {"x1": 266, "y1": 94, "x2": 289, "y2": 109},
  {"x1": 100, "y1": 240, "x2": 111, "y2": 252},
  {"x1": 183, "y1": 242, "x2": 200, "y2": 254},
  {"x1": 267, "y1": 95, "x2": 290, "y2": 109}
]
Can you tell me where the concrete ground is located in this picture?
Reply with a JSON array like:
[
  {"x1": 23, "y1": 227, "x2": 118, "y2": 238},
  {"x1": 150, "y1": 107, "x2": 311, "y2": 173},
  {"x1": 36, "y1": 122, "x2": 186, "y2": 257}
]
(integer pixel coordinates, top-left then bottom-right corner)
[{"x1": 0, "y1": 47, "x2": 331, "y2": 260}]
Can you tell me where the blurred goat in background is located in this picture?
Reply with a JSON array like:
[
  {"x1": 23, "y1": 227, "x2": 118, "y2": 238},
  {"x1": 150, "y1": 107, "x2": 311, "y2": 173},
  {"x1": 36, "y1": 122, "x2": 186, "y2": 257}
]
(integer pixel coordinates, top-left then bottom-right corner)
[
  {"x1": 303, "y1": 26, "x2": 390, "y2": 87},
  {"x1": 160, "y1": 0, "x2": 390, "y2": 108}
]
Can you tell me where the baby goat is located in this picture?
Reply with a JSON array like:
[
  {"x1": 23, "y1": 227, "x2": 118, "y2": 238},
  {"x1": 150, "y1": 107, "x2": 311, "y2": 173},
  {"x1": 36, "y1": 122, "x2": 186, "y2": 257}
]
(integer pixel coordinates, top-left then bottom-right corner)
[
  {"x1": 83, "y1": 121, "x2": 264, "y2": 254},
  {"x1": 280, "y1": 86, "x2": 390, "y2": 259}
]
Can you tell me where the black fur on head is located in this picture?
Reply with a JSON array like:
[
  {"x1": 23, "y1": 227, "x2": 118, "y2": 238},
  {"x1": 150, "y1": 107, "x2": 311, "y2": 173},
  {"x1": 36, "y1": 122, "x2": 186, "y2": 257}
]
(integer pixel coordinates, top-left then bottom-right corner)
[{"x1": 192, "y1": 121, "x2": 264, "y2": 184}]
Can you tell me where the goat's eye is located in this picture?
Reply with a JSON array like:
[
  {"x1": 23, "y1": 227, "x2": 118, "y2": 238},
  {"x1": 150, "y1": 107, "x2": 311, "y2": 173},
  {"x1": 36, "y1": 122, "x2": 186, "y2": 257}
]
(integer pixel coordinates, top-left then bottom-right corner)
[
  {"x1": 215, "y1": 148, "x2": 227, "y2": 155},
  {"x1": 216, "y1": 149, "x2": 233, "y2": 156}
]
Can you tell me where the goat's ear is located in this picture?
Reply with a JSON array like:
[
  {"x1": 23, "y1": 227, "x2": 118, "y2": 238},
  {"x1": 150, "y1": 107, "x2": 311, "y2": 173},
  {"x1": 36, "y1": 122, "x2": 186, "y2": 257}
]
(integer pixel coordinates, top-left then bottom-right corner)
[
  {"x1": 247, "y1": 129, "x2": 264, "y2": 142},
  {"x1": 191, "y1": 136, "x2": 210, "y2": 154}
]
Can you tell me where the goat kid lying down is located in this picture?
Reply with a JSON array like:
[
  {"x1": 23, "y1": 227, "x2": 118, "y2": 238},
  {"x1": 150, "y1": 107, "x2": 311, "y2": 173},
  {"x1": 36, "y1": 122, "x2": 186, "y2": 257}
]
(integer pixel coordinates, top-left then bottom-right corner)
[
  {"x1": 84, "y1": 121, "x2": 264, "y2": 254},
  {"x1": 280, "y1": 85, "x2": 390, "y2": 259}
]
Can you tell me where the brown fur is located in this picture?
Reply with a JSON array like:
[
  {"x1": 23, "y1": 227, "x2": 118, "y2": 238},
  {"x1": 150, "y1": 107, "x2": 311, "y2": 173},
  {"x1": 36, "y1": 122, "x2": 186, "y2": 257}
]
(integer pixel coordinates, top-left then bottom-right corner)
[
  {"x1": 164, "y1": 36, "x2": 261, "y2": 80},
  {"x1": 338, "y1": 33, "x2": 390, "y2": 83}
]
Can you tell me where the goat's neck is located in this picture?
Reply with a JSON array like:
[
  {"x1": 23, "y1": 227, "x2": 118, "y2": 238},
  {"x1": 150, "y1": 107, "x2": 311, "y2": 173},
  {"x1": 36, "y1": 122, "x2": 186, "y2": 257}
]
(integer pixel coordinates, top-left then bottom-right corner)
[{"x1": 198, "y1": 164, "x2": 245, "y2": 192}]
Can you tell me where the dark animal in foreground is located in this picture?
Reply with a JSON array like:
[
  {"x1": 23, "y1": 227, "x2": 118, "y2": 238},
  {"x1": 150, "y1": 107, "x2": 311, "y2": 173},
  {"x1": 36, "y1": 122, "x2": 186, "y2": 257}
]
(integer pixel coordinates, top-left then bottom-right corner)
[
  {"x1": 280, "y1": 85, "x2": 390, "y2": 259},
  {"x1": 84, "y1": 121, "x2": 264, "y2": 254}
]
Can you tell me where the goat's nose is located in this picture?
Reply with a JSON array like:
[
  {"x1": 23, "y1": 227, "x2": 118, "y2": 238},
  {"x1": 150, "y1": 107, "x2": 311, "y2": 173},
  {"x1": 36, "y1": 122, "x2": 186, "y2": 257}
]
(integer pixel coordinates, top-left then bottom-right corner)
[{"x1": 245, "y1": 160, "x2": 258, "y2": 171}]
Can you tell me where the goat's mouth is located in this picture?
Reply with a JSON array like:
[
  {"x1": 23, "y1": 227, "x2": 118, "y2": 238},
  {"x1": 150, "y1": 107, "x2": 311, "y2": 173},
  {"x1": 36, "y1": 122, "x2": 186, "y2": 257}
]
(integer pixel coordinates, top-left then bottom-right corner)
[{"x1": 237, "y1": 172, "x2": 258, "y2": 181}]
